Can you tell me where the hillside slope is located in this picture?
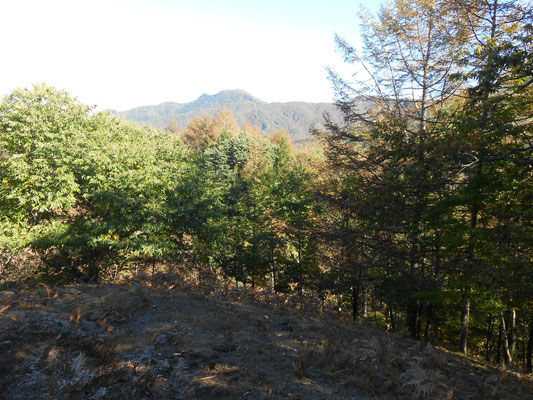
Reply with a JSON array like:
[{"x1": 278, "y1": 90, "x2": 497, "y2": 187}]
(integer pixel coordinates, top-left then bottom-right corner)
[
  {"x1": 1, "y1": 283, "x2": 532, "y2": 400},
  {"x1": 114, "y1": 90, "x2": 344, "y2": 139}
]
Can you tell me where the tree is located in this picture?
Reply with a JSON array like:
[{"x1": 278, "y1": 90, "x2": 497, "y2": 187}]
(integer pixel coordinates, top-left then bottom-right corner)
[
  {"x1": 181, "y1": 106, "x2": 239, "y2": 150},
  {"x1": 317, "y1": 0, "x2": 533, "y2": 366},
  {"x1": 445, "y1": 0, "x2": 533, "y2": 356},
  {"x1": 242, "y1": 121, "x2": 263, "y2": 137},
  {"x1": 167, "y1": 120, "x2": 182, "y2": 134},
  {"x1": 0, "y1": 84, "x2": 187, "y2": 284},
  {"x1": 0, "y1": 84, "x2": 89, "y2": 281},
  {"x1": 181, "y1": 114, "x2": 215, "y2": 149},
  {"x1": 212, "y1": 105, "x2": 239, "y2": 136},
  {"x1": 0, "y1": 84, "x2": 86, "y2": 223},
  {"x1": 319, "y1": 0, "x2": 471, "y2": 337}
]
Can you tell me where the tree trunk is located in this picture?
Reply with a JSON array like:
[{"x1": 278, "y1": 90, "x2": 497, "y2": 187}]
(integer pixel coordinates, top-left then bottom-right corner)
[
  {"x1": 352, "y1": 265, "x2": 363, "y2": 321},
  {"x1": 337, "y1": 294, "x2": 343, "y2": 315},
  {"x1": 527, "y1": 313, "x2": 532, "y2": 373},
  {"x1": 508, "y1": 308, "x2": 516, "y2": 363},
  {"x1": 87, "y1": 250, "x2": 106, "y2": 283},
  {"x1": 424, "y1": 305, "x2": 433, "y2": 341},
  {"x1": 362, "y1": 289, "x2": 367, "y2": 317},
  {"x1": 270, "y1": 244, "x2": 276, "y2": 292},
  {"x1": 297, "y1": 234, "x2": 303, "y2": 296},
  {"x1": 351, "y1": 283, "x2": 360, "y2": 321},
  {"x1": 252, "y1": 227, "x2": 257, "y2": 290},
  {"x1": 87, "y1": 259, "x2": 99, "y2": 283},
  {"x1": 389, "y1": 305, "x2": 396, "y2": 331},
  {"x1": 486, "y1": 315, "x2": 495, "y2": 362},
  {"x1": 497, "y1": 320, "x2": 503, "y2": 365},
  {"x1": 271, "y1": 265, "x2": 276, "y2": 292},
  {"x1": 151, "y1": 257, "x2": 156, "y2": 287},
  {"x1": 501, "y1": 311, "x2": 513, "y2": 366},
  {"x1": 407, "y1": 300, "x2": 418, "y2": 338},
  {"x1": 416, "y1": 303, "x2": 424, "y2": 340},
  {"x1": 459, "y1": 293, "x2": 471, "y2": 355}
]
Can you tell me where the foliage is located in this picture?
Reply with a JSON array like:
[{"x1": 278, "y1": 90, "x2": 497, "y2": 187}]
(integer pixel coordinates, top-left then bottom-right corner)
[
  {"x1": 316, "y1": 0, "x2": 532, "y2": 368},
  {"x1": 1, "y1": 0, "x2": 532, "y2": 374},
  {"x1": 1, "y1": 84, "x2": 186, "y2": 283}
]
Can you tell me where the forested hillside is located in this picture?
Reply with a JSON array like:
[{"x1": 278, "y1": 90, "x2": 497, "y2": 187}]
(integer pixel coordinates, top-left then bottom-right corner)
[
  {"x1": 114, "y1": 89, "x2": 345, "y2": 140},
  {"x1": 1, "y1": 0, "x2": 532, "y2": 398}
]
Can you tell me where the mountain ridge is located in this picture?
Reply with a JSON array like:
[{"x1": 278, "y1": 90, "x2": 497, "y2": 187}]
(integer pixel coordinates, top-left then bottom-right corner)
[{"x1": 113, "y1": 90, "x2": 342, "y2": 139}]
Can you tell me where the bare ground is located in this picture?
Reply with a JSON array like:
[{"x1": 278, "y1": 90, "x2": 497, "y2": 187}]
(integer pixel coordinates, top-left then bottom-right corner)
[{"x1": 1, "y1": 282, "x2": 532, "y2": 400}]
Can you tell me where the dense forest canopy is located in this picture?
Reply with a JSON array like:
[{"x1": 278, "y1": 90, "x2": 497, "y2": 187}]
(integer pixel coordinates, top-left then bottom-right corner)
[{"x1": 0, "y1": 0, "x2": 532, "y2": 375}]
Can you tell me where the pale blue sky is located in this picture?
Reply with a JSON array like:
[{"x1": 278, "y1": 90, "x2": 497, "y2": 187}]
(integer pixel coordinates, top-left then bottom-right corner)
[{"x1": 0, "y1": 0, "x2": 383, "y2": 110}]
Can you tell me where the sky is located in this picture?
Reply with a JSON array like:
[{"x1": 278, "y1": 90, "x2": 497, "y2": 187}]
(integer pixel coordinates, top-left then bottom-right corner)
[{"x1": 0, "y1": 0, "x2": 382, "y2": 110}]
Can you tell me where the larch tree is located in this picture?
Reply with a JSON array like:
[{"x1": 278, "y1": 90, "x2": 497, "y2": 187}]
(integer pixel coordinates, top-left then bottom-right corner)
[
  {"x1": 181, "y1": 114, "x2": 216, "y2": 149},
  {"x1": 318, "y1": 0, "x2": 472, "y2": 336},
  {"x1": 212, "y1": 105, "x2": 239, "y2": 136},
  {"x1": 447, "y1": 0, "x2": 533, "y2": 357}
]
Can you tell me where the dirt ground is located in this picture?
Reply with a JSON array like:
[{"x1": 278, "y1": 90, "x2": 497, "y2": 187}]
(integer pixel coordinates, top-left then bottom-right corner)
[{"x1": 1, "y1": 282, "x2": 532, "y2": 400}]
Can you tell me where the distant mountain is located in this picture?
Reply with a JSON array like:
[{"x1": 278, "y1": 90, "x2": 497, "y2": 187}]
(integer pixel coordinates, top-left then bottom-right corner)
[{"x1": 113, "y1": 90, "x2": 344, "y2": 140}]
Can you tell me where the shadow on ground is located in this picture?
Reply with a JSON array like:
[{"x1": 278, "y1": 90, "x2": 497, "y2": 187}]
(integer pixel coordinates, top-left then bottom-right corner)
[{"x1": 1, "y1": 283, "x2": 532, "y2": 399}]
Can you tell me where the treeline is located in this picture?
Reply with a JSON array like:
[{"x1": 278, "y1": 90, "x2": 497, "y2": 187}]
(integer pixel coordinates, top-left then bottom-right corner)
[{"x1": 0, "y1": 0, "x2": 532, "y2": 373}]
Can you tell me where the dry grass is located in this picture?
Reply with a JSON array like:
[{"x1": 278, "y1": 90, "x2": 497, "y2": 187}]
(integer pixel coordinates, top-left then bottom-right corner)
[{"x1": 0, "y1": 280, "x2": 532, "y2": 399}]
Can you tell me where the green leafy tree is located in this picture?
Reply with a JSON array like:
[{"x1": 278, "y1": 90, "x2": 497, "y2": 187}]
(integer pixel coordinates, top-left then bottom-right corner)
[{"x1": 1, "y1": 84, "x2": 187, "y2": 283}]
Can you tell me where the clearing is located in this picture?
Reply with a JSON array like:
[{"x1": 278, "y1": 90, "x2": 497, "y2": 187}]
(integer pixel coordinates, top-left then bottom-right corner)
[{"x1": 1, "y1": 282, "x2": 532, "y2": 399}]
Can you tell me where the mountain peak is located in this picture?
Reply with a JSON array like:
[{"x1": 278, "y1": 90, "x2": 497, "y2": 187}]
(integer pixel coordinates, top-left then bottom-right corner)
[
  {"x1": 196, "y1": 89, "x2": 263, "y2": 104},
  {"x1": 218, "y1": 88, "x2": 253, "y2": 97}
]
